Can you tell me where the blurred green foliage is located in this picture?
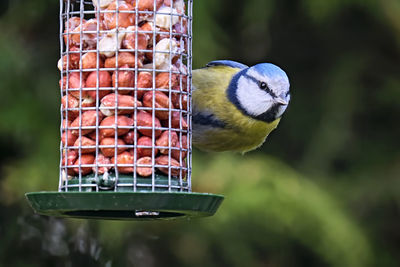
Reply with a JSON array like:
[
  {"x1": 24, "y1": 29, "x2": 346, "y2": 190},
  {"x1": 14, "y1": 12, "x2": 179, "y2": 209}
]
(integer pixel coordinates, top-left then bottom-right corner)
[{"x1": 1, "y1": 0, "x2": 400, "y2": 266}]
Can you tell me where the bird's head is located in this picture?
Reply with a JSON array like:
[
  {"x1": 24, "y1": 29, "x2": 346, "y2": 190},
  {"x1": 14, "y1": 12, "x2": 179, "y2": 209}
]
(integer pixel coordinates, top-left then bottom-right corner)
[{"x1": 227, "y1": 63, "x2": 290, "y2": 123}]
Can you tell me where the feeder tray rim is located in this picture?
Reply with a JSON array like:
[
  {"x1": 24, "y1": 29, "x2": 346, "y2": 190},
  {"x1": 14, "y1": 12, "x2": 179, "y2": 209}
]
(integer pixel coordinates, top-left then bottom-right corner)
[{"x1": 26, "y1": 191, "x2": 224, "y2": 221}]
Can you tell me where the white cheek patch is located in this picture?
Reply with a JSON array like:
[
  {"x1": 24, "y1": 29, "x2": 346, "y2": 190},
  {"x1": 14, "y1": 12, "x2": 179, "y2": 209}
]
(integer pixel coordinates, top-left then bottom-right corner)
[
  {"x1": 246, "y1": 68, "x2": 290, "y2": 98},
  {"x1": 236, "y1": 76, "x2": 273, "y2": 116}
]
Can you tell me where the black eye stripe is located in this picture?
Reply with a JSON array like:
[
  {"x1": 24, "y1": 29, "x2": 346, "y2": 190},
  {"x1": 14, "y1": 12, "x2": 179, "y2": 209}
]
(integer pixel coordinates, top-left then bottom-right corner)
[
  {"x1": 243, "y1": 74, "x2": 259, "y2": 84},
  {"x1": 243, "y1": 73, "x2": 277, "y2": 98}
]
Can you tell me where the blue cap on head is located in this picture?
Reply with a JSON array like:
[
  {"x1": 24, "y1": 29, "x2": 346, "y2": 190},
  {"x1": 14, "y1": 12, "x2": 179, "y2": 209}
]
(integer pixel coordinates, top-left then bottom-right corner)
[{"x1": 252, "y1": 63, "x2": 289, "y2": 82}]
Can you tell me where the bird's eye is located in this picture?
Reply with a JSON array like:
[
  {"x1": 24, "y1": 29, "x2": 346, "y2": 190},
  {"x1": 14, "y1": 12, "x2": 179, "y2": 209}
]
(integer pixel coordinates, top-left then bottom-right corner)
[{"x1": 259, "y1": 82, "x2": 268, "y2": 90}]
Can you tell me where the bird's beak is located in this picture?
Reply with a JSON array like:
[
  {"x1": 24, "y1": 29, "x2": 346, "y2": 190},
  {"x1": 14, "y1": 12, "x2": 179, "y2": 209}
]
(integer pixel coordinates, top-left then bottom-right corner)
[{"x1": 275, "y1": 97, "x2": 288, "y2": 105}]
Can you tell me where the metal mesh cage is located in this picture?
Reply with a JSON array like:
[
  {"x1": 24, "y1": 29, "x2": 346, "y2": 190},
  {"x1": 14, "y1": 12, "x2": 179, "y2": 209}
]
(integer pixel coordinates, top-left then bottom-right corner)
[{"x1": 59, "y1": 0, "x2": 192, "y2": 193}]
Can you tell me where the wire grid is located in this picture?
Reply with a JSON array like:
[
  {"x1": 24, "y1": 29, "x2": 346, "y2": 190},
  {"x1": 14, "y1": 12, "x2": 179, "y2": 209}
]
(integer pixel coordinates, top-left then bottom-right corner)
[{"x1": 58, "y1": 0, "x2": 192, "y2": 193}]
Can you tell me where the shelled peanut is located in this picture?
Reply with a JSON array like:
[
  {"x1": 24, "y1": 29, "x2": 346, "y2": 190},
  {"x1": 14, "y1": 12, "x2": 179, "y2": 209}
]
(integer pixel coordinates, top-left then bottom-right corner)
[{"x1": 60, "y1": 0, "x2": 189, "y2": 179}]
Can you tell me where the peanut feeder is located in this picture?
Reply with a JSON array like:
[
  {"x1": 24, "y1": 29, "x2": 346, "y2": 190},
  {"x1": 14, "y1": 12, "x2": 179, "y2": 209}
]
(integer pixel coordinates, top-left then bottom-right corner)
[{"x1": 26, "y1": 0, "x2": 223, "y2": 220}]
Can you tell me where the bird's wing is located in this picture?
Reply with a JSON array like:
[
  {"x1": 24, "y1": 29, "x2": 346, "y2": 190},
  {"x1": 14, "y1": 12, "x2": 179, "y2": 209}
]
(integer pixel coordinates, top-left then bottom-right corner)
[
  {"x1": 192, "y1": 62, "x2": 243, "y2": 130},
  {"x1": 205, "y1": 60, "x2": 248, "y2": 69}
]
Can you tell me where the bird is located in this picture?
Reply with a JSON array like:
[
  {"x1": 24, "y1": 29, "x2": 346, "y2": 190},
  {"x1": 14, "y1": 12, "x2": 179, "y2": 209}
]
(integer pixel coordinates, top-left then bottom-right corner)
[{"x1": 192, "y1": 60, "x2": 290, "y2": 153}]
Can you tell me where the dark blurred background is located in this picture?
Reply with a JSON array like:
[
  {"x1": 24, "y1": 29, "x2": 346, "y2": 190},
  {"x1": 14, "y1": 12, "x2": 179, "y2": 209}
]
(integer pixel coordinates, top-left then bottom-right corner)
[{"x1": 1, "y1": 0, "x2": 400, "y2": 266}]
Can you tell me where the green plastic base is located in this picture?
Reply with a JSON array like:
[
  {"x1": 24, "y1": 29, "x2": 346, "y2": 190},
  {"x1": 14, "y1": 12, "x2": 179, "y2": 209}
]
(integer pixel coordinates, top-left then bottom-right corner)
[{"x1": 25, "y1": 191, "x2": 224, "y2": 220}]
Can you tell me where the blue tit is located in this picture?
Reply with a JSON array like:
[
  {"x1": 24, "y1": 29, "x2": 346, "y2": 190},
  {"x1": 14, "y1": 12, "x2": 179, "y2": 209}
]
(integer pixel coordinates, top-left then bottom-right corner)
[{"x1": 192, "y1": 60, "x2": 290, "y2": 153}]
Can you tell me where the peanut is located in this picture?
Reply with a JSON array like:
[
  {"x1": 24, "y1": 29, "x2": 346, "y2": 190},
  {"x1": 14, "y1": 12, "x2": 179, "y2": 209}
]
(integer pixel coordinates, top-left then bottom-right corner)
[
  {"x1": 112, "y1": 65, "x2": 135, "y2": 94},
  {"x1": 62, "y1": 130, "x2": 78, "y2": 147},
  {"x1": 100, "y1": 93, "x2": 142, "y2": 116},
  {"x1": 136, "y1": 71, "x2": 153, "y2": 99},
  {"x1": 136, "y1": 156, "x2": 153, "y2": 177},
  {"x1": 57, "y1": 47, "x2": 81, "y2": 71},
  {"x1": 67, "y1": 72, "x2": 86, "y2": 98},
  {"x1": 99, "y1": 115, "x2": 134, "y2": 137},
  {"x1": 100, "y1": 137, "x2": 127, "y2": 157},
  {"x1": 155, "y1": 130, "x2": 178, "y2": 154},
  {"x1": 85, "y1": 70, "x2": 112, "y2": 99},
  {"x1": 61, "y1": 149, "x2": 78, "y2": 176},
  {"x1": 167, "y1": 111, "x2": 188, "y2": 130},
  {"x1": 81, "y1": 52, "x2": 104, "y2": 69},
  {"x1": 61, "y1": 120, "x2": 77, "y2": 147},
  {"x1": 73, "y1": 154, "x2": 95, "y2": 175},
  {"x1": 142, "y1": 91, "x2": 173, "y2": 120},
  {"x1": 61, "y1": 94, "x2": 79, "y2": 120},
  {"x1": 71, "y1": 110, "x2": 103, "y2": 135},
  {"x1": 136, "y1": 110, "x2": 162, "y2": 137},
  {"x1": 112, "y1": 151, "x2": 134, "y2": 173},
  {"x1": 103, "y1": 1, "x2": 135, "y2": 30},
  {"x1": 171, "y1": 92, "x2": 188, "y2": 110},
  {"x1": 136, "y1": 0, "x2": 163, "y2": 11},
  {"x1": 137, "y1": 136, "x2": 158, "y2": 157},
  {"x1": 74, "y1": 136, "x2": 96, "y2": 153},
  {"x1": 171, "y1": 135, "x2": 188, "y2": 161},
  {"x1": 155, "y1": 72, "x2": 179, "y2": 89},
  {"x1": 155, "y1": 155, "x2": 182, "y2": 177},
  {"x1": 104, "y1": 52, "x2": 142, "y2": 68}
]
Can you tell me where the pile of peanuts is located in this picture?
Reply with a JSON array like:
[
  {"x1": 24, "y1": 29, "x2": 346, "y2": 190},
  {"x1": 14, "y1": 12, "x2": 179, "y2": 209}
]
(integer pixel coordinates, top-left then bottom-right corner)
[{"x1": 60, "y1": 0, "x2": 189, "y2": 179}]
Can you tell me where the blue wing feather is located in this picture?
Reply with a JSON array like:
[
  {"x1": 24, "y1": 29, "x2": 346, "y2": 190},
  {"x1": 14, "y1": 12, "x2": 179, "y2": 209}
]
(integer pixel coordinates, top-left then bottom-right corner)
[{"x1": 206, "y1": 60, "x2": 248, "y2": 69}]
